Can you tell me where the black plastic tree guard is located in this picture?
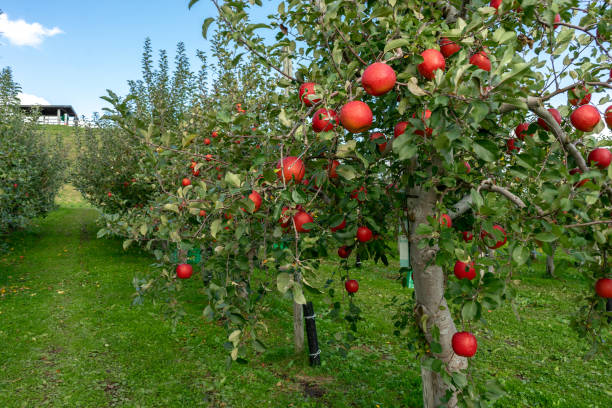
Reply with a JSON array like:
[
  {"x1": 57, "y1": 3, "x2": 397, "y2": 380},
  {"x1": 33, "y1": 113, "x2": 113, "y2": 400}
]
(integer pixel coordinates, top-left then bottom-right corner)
[
  {"x1": 355, "y1": 253, "x2": 362, "y2": 268},
  {"x1": 303, "y1": 301, "x2": 321, "y2": 366}
]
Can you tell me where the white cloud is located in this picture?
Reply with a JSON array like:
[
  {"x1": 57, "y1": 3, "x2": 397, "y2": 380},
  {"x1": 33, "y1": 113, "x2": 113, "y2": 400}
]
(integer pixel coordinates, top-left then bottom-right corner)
[
  {"x1": 0, "y1": 13, "x2": 63, "y2": 47},
  {"x1": 18, "y1": 92, "x2": 50, "y2": 105}
]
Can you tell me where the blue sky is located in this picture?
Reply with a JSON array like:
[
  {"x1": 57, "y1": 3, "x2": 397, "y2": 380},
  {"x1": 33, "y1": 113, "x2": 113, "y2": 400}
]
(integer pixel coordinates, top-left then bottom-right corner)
[{"x1": 0, "y1": 0, "x2": 274, "y2": 119}]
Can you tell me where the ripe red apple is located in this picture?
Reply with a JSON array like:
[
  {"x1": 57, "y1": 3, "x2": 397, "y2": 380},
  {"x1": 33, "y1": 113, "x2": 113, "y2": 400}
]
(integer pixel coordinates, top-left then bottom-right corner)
[
  {"x1": 107, "y1": 192, "x2": 112, "y2": 197},
  {"x1": 570, "y1": 105, "x2": 600, "y2": 132},
  {"x1": 212, "y1": 131, "x2": 218, "y2": 138},
  {"x1": 370, "y1": 132, "x2": 387, "y2": 152},
  {"x1": 568, "y1": 86, "x2": 591, "y2": 106},
  {"x1": 452, "y1": 331, "x2": 477, "y2": 357},
  {"x1": 480, "y1": 225, "x2": 507, "y2": 249},
  {"x1": 514, "y1": 123, "x2": 532, "y2": 140},
  {"x1": 463, "y1": 161, "x2": 471, "y2": 173},
  {"x1": 338, "y1": 246, "x2": 352, "y2": 259},
  {"x1": 279, "y1": 206, "x2": 291, "y2": 228},
  {"x1": 331, "y1": 218, "x2": 346, "y2": 232},
  {"x1": 569, "y1": 167, "x2": 589, "y2": 187},
  {"x1": 176, "y1": 263, "x2": 193, "y2": 279},
  {"x1": 506, "y1": 138, "x2": 520, "y2": 153},
  {"x1": 351, "y1": 186, "x2": 367, "y2": 203},
  {"x1": 224, "y1": 212, "x2": 233, "y2": 220},
  {"x1": 462, "y1": 231, "x2": 474, "y2": 242},
  {"x1": 192, "y1": 168, "x2": 200, "y2": 176},
  {"x1": 205, "y1": 154, "x2": 213, "y2": 161},
  {"x1": 587, "y1": 148, "x2": 612, "y2": 169},
  {"x1": 345, "y1": 279, "x2": 359, "y2": 293},
  {"x1": 328, "y1": 160, "x2": 340, "y2": 179},
  {"x1": 418, "y1": 49, "x2": 446, "y2": 80},
  {"x1": 595, "y1": 278, "x2": 612, "y2": 298},
  {"x1": 339, "y1": 101, "x2": 373, "y2": 133},
  {"x1": 537, "y1": 108, "x2": 562, "y2": 131},
  {"x1": 490, "y1": 0, "x2": 502, "y2": 10},
  {"x1": 440, "y1": 37, "x2": 460, "y2": 58},
  {"x1": 293, "y1": 211, "x2": 314, "y2": 233},
  {"x1": 361, "y1": 62, "x2": 397, "y2": 96},
  {"x1": 394, "y1": 121, "x2": 409, "y2": 138},
  {"x1": 470, "y1": 51, "x2": 491, "y2": 72},
  {"x1": 605, "y1": 106, "x2": 612, "y2": 128},
  {"x1": 454, "y1": 260, "x2": 476, "y2": 280},
  {"x1": 357, "y1": 226, "x2": 373, "y2": 242},
  {"x1": 190, "y1": 161, "x2": 197, "y2": 169},
  {"x1": 277, "y1": 156, "x2": 306, "y2": 183},
  {"x1": 299, "y1": 82, "x2": 321, "y2": 106},
  {"x1": 204, "y1": 138, "x2": 211, "y2": 145},
  {"x1": 248, "y1": 190, "x2": 262, "y2": 212},
  {"x1": 199, "y1": 210, "x2": 206, "y2": 217},
  {"x1": 182, "y1": 178, "x2": 191, "y2": 187},
  {"x1": 440, "y1": 213, "x2": 452, "y2": 228},
  {"x1": 553, "y1": 13, "x2": 561, "y2": 29},
  {"x1": 312, "y1": 108, "x2": 338, "y2": 132}
]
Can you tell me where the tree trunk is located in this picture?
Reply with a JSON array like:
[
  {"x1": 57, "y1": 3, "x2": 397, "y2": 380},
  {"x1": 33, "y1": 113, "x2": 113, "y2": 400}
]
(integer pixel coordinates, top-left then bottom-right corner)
[
  {"x1": 408, "y1": 188, "x2": 467, "y2": 408},
  {"x1": 546, "y1": 254, "x2": 556, "y2": 278},
  {"x1": 293, "y1": 269, "x2": 304, "y2": 353}
]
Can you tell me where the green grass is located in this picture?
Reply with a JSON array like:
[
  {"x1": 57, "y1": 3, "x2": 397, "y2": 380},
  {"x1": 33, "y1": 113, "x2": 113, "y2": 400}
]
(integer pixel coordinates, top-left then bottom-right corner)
[{"x1": 0, "y1": 187, "x2": 610, "y2": 407}]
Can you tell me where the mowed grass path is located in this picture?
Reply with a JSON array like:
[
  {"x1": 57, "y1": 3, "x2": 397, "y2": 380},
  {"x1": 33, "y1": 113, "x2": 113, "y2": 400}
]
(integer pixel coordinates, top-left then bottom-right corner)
[{"x1": 0, "y1": 186, "x2": 610, "y2": 407}]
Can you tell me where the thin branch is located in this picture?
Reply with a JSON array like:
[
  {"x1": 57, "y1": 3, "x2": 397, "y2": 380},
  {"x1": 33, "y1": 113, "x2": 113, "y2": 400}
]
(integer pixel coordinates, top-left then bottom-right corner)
[{"x1": 564, "y1": 220, "x2": 612, "y2": 228}]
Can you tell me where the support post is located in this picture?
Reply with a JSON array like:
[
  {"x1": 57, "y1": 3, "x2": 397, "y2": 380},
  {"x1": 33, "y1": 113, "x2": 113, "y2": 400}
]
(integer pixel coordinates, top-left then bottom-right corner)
[
  {"x1": 57, "y1": 109, "x2": 61, "y2": 125},
  {"x1": 303, "y1": 301, "x2": 321, "y2": 366},
  {"x1": 398, "y1": 218, "x2": 413, "y2": 288}
]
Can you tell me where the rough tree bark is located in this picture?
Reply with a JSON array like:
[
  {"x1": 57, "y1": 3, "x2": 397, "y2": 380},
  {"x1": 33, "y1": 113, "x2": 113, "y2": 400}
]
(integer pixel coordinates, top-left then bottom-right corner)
[{"x1": 408, "y1": 188, "x2": 467, "y2": 408}]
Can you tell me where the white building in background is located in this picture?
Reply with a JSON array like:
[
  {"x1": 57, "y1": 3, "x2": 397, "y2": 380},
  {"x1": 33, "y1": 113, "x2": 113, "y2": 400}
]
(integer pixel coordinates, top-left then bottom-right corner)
[{"x1": 19, "y1": 105, "x2": 79, "y2": 126}]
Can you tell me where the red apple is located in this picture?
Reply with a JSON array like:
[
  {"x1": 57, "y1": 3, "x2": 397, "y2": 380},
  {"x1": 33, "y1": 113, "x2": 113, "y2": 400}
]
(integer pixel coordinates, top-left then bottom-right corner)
[
  {"x1": 370, "y1": 132, "x2": 387, "y2": 152},
  {"x1": 299, "y1": 82, "x2": 321, "y2": 106},
  {"x1": 570, "y1": 105, "x2": 600, "y2": 132},
  {"x1": 212, "y1": 131, "x2": 218, "y2": 138},
  {"x1": 338, "y1": 246, "x2": 352, "y2": 259},
  {"x1": 553, "y1": 13, "x2": 561, "y2": 29},
  {"x1": 568, "y1": 86, "x2": 591, "y2": 106},
  {"x1": 394, "y1": 121, "x2": 409, "y2": 138},
  {"x1": 452, "y1": 331, "x2": 477, "y2": 357},
  {"x1": 595, "y1": 278, "x2": 612, "y2": 298},
  {"x1": 279, "y1": 206, "x2": 291, "y2": 228},
  {"x1": 277, "y1": 156, "x2": 306, "y2": 183},
  {"x1": 339, "y1": 101, "x2": 373, "y2": 133},
  {"x1": 462, "y1": 231, "x2": 474, "y2": 242},
  {"x1": 293, "y1": 211, "x2": 314, "y2": 233},
  {"x1": 413, "y1": 110, "x2": 432, "y2": 136},
  {"x1": 537, "y1": 108, "x2": 562, "y2": 131},
  {"x1": 199, "y1": 210, "x2": 206, "y2": 217},
  {"x1": 514, "y1": 123, "x2": 532, "y2": 140},
  {"x1": 224, "y1": 213, "x2": 233, "y2": 220},
  {"x1": 182, "y1": 178, "x2": 191, "y2": 187},
  {"x1": 506, "y1": 138, "x2": 520, "y2": 153},
  {"x1": 190, "y1": 161, "x2": 197, "y2": 169},
  {"x1": 569, "y1": 167, "x2": 589, "y2": 187},
  {"x1": 205, "y1": 154, "x2": 213, "y2": 161},
  {"x1": 480, "y1": 225, "x2": 507, "y2": 249},
  {"x1": 440, "y1": 37, "x2": 460, "y2": 58},
  {"x1": 107, "y1": 192, "x2": 112, "y2": 197},
  {"x1": 312, "y1": 108, "x2": 338, "y2": 132},
  {"x1": 248, "y1": 190, "x2": 262, "y2": 212},
  {"x1": 587, "y1": 148, "x2": 612, "y2": 169},
  {"x1": 357, "y1": 226, "x2": 373, "y2": 242},
  {"x1": 463, "y1": 161, "x2": 471, "y2": 173},
  {"x1": 176, "y1": 263, "x2": 193, "y2": 279},
  {"x1": 351, "y1": 186, "x2": 367, "y2": 203},
  {"x1": 454, "y1": 260, "x2": 476, "y2": 280},
  {"x1": 470, "y1": 51, "x2": 491, "y2": 72},
  {"x1": 490, "y1": 0, "x2": 502, "y2": 10},
  {"x1": 418, "y1": 49, "x2": 446, "y2": 80},
  {"x1": 440, "y1": 213, "x2": 452, "y2": 228},
  {"x1": 331, "y1": 218, "x2": 346, "y2": 232},
  {"x1": 204, "y1": 138, "x2": 211, "y2": 145},
  {"x1": 345, "y1": 279, "x2": 359, "y2": 293},
  {"x1": 605, "y1": 106, "x2": 612, "y2": 128},
  {"x1": 328, "y1": 160, "x2": 340, "y2": 179},
  {"x1": 192, "y1": 168, "x2": 200, "y2": 176},
  {"x1": 361, "y1": 62, "x2": 397, "y2": 96}
]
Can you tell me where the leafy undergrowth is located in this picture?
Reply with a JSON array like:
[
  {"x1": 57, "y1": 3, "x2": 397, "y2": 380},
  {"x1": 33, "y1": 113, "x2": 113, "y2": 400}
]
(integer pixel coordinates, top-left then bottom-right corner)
[{"x1": 0, "y1": 191, "x2": 609, "y2": 407}]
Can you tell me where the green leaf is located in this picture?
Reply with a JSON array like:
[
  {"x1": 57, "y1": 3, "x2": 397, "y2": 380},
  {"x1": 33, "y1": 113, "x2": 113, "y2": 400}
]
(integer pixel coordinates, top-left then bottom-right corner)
[
  {"x1": 336, "y1": 140, "x2": 357, "y2": 157},
  {"x1": 534, "y1": 232, "x2": 557, "y2": 242},
  {"x1": 210, "y1": 219, "x2": 222, "y2": 238},
  {"x1": 277, "y1": 272, "x2": 292, "y2": 294},
  {"x1": 452, "y1": 371, "x2": 468, "y2": 389},
  {"x1": 163, "y1": 203, "x2": 179, "y2": 213},
  {"x1": 201, "y1": 17, "x2": 215, "y2": 39},
  {"x1": 470, "y1": 101, "x2": 489, "y2": 124},
  {"x1": 384, "y1": 38, "x2": 411, "y2": 53},
  {"x1": 293, "y1": 285, "x2": 307, "y2": 305},
  {"x1": 462, "y1": 301, "x2": 478, "y2": 321},
  {"x1": 291, "y1": 189, "x2": 306, "y2": 204},
  {"x1": 406, "y1": 77, "x2": 427, "y2": 96},
  {"x1": 279, "y1": 108, "x2": 292, "y2": 127},
  {"x1": 473, "y1": 139, "x2": 498, "y2": 162},
  {"x1": 203, "y1": 305, "x2": 214, "y2": 321},
  {"x1": 336, "y1": 164, "x2": 356, "y2": 180},
  {"x1": 228, "y1": 329, "x2": 241, "y2": 345},
  {"x1": 225, "y1": 172, "x2": 241, "y2": 188},
  {"x1": 139, "y1": 223, "x2": 148, "y2": 236},
  {"x1": 253, "y1": 339, "x2": 267, "y2": 353},
  {"x1": 123, "y1": 240, "x2": 133, "y2": 250},
  {"x1": 512, "y1": 246, "x2": 529, "y2": 266},
  {"x1": 188, "y1": 0, "x2": 200, "y2": 9}
]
